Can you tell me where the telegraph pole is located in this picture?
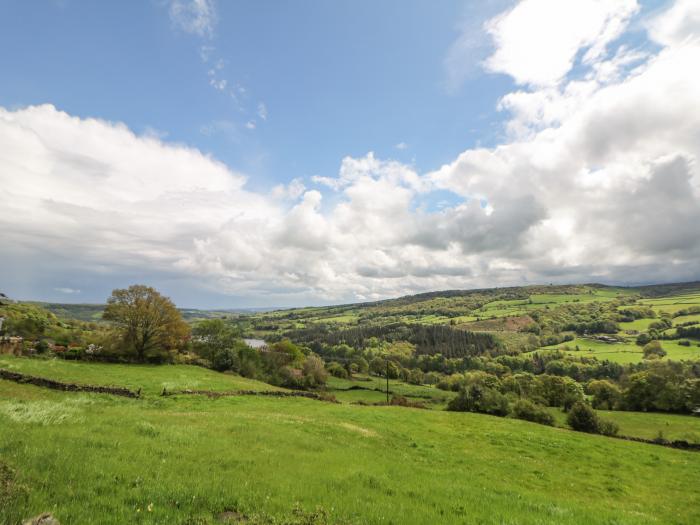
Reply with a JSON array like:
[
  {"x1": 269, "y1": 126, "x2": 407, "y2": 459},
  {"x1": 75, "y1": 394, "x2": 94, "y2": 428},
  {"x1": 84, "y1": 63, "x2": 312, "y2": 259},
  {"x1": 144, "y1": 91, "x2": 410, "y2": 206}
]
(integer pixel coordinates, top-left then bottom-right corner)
[{"x1": 386, "y1": 359, "x2": 389, "y2": 403}]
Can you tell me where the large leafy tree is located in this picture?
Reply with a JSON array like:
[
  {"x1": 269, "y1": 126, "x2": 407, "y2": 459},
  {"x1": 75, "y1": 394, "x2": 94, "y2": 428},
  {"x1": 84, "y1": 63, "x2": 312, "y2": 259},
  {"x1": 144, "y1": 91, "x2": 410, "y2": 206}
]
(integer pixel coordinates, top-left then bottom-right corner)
[{"x1": 103, "y1": 285, "x2": 189, "y2": 361}]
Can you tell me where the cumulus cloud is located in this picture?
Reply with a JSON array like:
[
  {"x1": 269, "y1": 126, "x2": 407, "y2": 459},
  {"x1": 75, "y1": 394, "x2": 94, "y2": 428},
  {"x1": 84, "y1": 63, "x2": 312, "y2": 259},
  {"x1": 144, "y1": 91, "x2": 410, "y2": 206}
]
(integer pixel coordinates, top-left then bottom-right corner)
[
  {"x1": 430, "y1": 0, "x2": 700, "y2": 286},
  {"x1": 484, "y1": 0, "x2": 639, "y2": 86},
  {"x1": 2, "y1": 0, "x2": 700, "y2": 305},
  {"x1": 647, "y1": 0, "x2": 700, "y2": 46}
]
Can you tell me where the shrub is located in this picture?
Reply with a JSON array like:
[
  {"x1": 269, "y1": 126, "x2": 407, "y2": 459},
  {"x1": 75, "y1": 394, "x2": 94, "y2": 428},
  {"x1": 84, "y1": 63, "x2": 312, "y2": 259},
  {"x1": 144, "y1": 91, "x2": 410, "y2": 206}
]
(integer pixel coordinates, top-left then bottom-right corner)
[
  {"x1": 566, "y1": 402, "x2": 599, "y2": 433},
  {"x1": 636, "y1": 333, "x2": 652, "y2": 346},
  {"x1": 326, "y1": 361, "x2": 348, "y2": 379},
  {"x1": 511, "y1": 399, "x2": 554, "y2": 426},
  {"x1": 302, "y1": 354, "x2": 328, "y2": 388},
  {"x1": 597, "y1": 419, "x2": 619, "y2": 436},
  {"x1": 210, "y1": 347, "x2": 241, "y2": 372},
  {"x1": 34, "y1": 340, "x2": 50, "y2": 354},
  {"x1": 643, "y1": 341, "x2": 666, "y2": 359}
]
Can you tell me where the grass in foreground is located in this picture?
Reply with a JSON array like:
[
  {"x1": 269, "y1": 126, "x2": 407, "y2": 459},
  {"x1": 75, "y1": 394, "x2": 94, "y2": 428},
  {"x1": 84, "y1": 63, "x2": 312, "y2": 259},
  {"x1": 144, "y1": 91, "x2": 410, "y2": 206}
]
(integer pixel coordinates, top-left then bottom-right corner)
[{"x1": 1, "y1": 376, "x2": 700, "y2": 524}]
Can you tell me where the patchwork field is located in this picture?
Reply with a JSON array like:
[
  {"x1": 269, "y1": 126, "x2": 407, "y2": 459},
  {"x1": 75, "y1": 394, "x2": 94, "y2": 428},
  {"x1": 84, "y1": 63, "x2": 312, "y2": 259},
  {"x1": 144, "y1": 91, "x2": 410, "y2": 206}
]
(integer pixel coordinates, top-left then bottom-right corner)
[
  {"x1": 1, "y1": 366, "x2": 700, "y2": 525},
  {"x1": 242, "y1": 283, "x2": 700, "y2": 366},
  {"x1": 551, "y1": 337, "x2": 700, "y2": 364}
]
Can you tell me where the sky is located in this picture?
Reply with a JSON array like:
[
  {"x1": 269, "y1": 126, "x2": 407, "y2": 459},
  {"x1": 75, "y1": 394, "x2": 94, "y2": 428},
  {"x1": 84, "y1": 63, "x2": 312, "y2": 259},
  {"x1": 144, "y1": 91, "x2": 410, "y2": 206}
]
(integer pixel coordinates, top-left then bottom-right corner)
[{"x1": 1, "y1": 0, "x2": 699, "y2": 308}]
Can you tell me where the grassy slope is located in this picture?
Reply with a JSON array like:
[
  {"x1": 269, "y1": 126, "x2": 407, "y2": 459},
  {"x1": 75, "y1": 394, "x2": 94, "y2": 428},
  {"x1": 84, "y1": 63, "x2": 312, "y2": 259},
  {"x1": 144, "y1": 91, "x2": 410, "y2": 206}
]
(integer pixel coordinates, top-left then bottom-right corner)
[
  {"x1": 0, "y1": 355, "x2": 280, "y2": 395},
  {"x1": 1, "y1": 379, "x2": 700, "y2": 525},
  {"x1": 547, "y1": 408, "x2": 700, "y2": 444}
]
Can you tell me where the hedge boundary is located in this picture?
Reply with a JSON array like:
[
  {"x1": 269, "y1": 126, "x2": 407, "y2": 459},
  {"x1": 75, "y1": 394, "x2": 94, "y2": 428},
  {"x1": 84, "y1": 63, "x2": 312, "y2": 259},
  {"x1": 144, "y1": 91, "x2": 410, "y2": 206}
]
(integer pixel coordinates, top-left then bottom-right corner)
[
  {"x1": 160, "y1": 388, "x2": 337, "y2": 402},
  {"x1": 0, "y1": 368, "x2": 140, "y2": 398}
]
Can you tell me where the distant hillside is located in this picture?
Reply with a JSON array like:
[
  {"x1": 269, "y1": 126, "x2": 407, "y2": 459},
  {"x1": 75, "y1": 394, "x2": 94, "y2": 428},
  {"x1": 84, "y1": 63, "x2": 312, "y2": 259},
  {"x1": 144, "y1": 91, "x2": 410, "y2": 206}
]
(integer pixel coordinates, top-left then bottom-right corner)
[{"x1": 27, "y1": 302, "x2": 273, "y2": 322}]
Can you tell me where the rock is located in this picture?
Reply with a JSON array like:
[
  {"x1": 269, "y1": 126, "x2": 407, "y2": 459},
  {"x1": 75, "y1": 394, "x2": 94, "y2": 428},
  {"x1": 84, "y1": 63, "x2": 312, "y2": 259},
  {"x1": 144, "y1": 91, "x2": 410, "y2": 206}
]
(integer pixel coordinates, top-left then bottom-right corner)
[{"x1": 22, "y1": 513, "x2": 60, "y2": 525}]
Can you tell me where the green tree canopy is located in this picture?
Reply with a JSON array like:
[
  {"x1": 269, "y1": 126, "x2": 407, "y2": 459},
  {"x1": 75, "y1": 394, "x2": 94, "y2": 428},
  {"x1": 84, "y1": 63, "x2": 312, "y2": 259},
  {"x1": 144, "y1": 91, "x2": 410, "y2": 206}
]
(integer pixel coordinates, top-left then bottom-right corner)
[{"x1": 103, "y1": 285, "x2": 189, "y2": 362}]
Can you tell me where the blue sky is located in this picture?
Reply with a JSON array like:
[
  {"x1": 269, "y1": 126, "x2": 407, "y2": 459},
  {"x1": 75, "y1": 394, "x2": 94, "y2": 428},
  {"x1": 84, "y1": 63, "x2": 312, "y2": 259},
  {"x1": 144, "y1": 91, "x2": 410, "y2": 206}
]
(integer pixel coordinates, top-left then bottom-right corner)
[
  {"x1": 1, "y1": 1, "x2": 513, "y2": 191},
  {"x1": 1, "y1": 0, "x2": 698, "y2": 308}
]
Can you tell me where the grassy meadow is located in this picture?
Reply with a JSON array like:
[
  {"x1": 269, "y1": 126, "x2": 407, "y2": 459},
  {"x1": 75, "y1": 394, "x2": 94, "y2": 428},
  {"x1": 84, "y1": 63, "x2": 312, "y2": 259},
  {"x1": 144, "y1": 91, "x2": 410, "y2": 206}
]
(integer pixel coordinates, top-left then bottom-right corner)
[
  {"x1": 0, "y1": 355, "x2": 280, "y2": 396},
  {"x1": 551, "y1": 337, "x2": 700, "y2": 364},
  {"x1": 325, "y1": 375, "x2": 454, "y2": 407},
  {"x1": 2, "y1": 363, "x2": 700, "y2": 525},
  {"x1": 546, "y1": 408, "x2": 700, "y2": 444}
]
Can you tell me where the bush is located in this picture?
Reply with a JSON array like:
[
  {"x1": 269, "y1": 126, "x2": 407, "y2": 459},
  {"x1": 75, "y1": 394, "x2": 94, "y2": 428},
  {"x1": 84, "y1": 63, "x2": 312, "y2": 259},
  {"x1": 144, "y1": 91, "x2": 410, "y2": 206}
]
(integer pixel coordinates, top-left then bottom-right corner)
[
  {"x1": 566, "y1": 402, "x2": 600, "y2": 433},
  {"x1": 34, "y1": 340, "x2": 50, "y2": 354},
  {"x1": 643, "y1": 341, "x2": 666, "y2": 359},
  {"x1": 636, "y1": 333, "x2": 652, "y2": 346},
  {"x1": 511, "y1": 399, "x2": 554, "y2": 426},
  {"x1": 210, "y1": 347, "x2": 241, "y2": 372},
  {"x1": 302, "y1": 354, "x2": 328, "y2": 388},
  {"x1": 447, "y1": 385, "x2": 510, "y2": 417},
  {"x1": 326, "y1": 361, "x2": 348, "y2": 379},
  {"x1": 597, "y1": 419, "x2": 619, "y2": 436}
]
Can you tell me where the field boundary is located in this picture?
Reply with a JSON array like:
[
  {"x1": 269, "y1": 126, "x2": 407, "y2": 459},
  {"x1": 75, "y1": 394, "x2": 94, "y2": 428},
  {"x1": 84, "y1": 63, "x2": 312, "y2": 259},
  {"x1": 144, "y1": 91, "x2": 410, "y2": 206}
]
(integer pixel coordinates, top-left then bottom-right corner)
[
  {"x1": 0, "y1": 368, "x2": 141, "y2": 398},
  {"x1": 613, "y1": 432, "x2": 700, "y2": 451},
  {"x1": 160, "y1": 388, "x2": 338, "y2": 402}
]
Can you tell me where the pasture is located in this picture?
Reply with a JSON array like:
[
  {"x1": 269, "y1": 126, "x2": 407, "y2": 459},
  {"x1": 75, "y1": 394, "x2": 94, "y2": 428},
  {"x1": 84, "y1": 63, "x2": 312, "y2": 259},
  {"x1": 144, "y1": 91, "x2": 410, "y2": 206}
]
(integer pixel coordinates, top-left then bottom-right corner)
[
  {"x1": 0, "y1": 355, "x2": 279, "y2": 396},
  {"x1": 551, "y1": 337, "x2": 700, "y2": 364},
  {"x1": 2, "y1": 367, "x2": 700, "y2": 525},
  {"x1": 547, "y1": 408, "x2": 700, "y2": 444}
]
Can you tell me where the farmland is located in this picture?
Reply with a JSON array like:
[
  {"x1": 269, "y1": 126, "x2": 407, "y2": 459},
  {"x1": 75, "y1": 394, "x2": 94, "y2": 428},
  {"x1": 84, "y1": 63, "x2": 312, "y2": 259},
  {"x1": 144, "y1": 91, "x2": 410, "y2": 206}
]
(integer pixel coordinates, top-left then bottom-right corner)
[
  {"x1": 241, "y1": 283, "x2": 700, "y2": 365},
  {"x1": 2, "y1": 366, "x2": 700, "y2": 525},
  {"x1": 2, "y1": 281, "x2": 700, "y2": 524}
]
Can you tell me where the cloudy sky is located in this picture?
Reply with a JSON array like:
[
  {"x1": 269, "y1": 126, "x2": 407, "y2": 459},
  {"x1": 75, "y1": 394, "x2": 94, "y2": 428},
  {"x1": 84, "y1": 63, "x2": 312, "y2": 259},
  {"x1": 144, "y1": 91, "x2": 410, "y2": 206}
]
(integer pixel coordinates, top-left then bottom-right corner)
[{"x1": 1, "y1": 0, "x2": 699, "y2": 308}]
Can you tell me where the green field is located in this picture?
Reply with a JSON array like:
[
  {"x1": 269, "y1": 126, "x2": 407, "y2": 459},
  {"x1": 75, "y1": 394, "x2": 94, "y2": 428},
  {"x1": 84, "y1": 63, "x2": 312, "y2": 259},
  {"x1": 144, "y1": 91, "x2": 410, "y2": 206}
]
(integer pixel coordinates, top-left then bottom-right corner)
[
  {"x1": 325, "y1": 375, "x2": 454, "y2": 407},
  {"x1": 2, "y1": 363, "x2": 700, "y2": 524},
  {"x1": 619, "y1": 318, "x2": 657, "y2": 332},
  {"x1": 547, "y1": 408, "x2": 700, "y2": 444},
  {"x1": 0, "y1": 355, "x2": 279, "y2": 395},
  {"x1": 550, "y1": 337, "x2": 700, "y2": 364}
]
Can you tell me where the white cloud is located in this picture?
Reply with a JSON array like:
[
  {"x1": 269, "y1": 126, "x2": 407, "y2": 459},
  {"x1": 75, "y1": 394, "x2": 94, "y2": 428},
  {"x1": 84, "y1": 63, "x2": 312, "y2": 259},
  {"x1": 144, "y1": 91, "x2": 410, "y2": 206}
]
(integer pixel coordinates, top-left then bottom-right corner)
[
  {"x1": 2, "y1": 1, "x2": 700, "y2": 304},
  {"x1": 272, "y1": 178, "x2": 306, "y2": 200},
  {"x1": 484, "y1": 0, "x2": 639, "y2": 86},
  {"x1": 647, "y1": 0, "x2": 700, "y2": 46},
  {"x1": 168, "y1": 0, "x2": 217, "y2": 39},
  {"x1": 245, "y1": 120, "x2": 256, "y2": 130},
  {"x1": 395, "y1": 142, "x2": 408, "y2": 150}
]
